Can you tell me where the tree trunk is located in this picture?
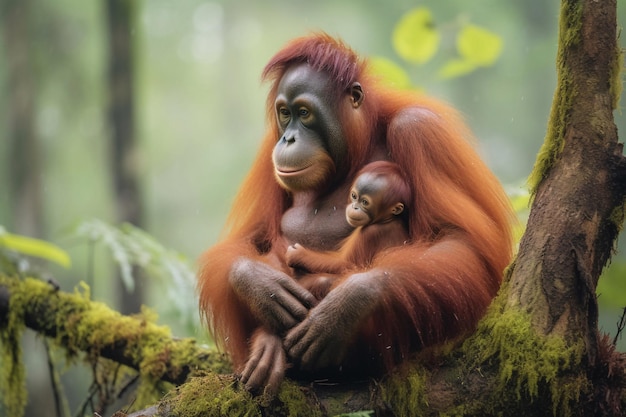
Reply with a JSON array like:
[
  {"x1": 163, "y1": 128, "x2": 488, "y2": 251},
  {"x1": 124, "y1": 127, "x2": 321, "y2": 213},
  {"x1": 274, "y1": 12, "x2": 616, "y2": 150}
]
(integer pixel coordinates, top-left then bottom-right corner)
[
  {"x1": 2, "y1": 0, "x2": 45, "y2": 238},
  {"x1": 508, "y1": 0, "x2": 625, "y2": 362},
  {"x1": 105, "y1": 0, "x2": 144, "y2": 314}
]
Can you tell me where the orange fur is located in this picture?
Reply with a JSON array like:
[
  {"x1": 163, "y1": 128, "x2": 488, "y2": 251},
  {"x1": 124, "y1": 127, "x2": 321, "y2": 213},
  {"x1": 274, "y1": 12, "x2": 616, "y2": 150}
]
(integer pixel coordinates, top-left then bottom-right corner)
[
  {"x1": 289, "y1": 215, "x2": 409, "y2": 274},
  {"x1": 287, "y1": 161, "x2": 411, "y2": 277},
  {"x1": 198, "y1": 33, "x2": 514, "y2": 373}
]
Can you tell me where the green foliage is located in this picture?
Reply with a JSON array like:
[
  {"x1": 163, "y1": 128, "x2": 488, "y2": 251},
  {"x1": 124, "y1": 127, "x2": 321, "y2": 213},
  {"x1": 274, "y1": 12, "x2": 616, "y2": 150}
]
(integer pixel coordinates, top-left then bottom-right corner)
[
  {"x1": 456, "y1": 24, "x2": 503, "y2": 66},
  {"x1": 437, "y1": 58, "x2": 478, "y2": 80},
  {"x1": 0, "y1": 226, "x2": 71, "y2": 268},
  {"x1": 392, "y1": 8, "x2": 440, "y2": 65},
  {"x1": 439, "y1": 24, "x2": 503, "y2": 79},
  {"x1": 597, "y1": 261, "x2": 626, "y2": 307},
  {"x1": 71, "y1": 219, "x2": 198, "y2": 326},
  {"x1": 508, "y1": 187, "x2": 531, "y2": 243},
  {"x1": 334, "y1": 412, "x2": 374, "y2": 417},
  {"x1": 509, "y1": 189, "x2": 531, "y2": 214},
  {"x1": 371, "y1": 7, "x2": 504, "y2": 88},
  {"x1": 368, "y1": 57, "x2": 413, "y2": 89}
]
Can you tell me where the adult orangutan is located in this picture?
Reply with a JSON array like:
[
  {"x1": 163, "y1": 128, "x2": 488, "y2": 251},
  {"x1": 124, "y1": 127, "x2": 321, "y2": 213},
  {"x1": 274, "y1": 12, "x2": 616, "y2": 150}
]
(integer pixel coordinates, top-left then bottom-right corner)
[
  {"x1": 198, "y1": 33, "x2": 514, "y2": 396},
  {"x1": 285, "y1": 160, "x2": 411, "y2": 299}
]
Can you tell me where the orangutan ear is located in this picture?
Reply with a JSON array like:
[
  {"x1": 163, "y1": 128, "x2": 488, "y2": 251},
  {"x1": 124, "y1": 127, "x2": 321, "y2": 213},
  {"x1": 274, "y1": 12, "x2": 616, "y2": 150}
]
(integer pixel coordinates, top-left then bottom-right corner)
[
  {"x1": 350, "y1": 82, "x2": 364, "y2": 108},
  {"x1": 391, "y1": 203, "x2": 404, "y2": 216}
]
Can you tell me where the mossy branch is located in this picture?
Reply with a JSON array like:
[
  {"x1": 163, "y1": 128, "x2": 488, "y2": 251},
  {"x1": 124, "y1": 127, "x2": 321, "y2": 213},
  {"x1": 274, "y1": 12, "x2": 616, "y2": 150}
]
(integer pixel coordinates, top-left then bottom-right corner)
[
  {"x1": 3, "y1": 273, "x2": 624, "y2": 417},
  {"x1": 0, "y1": 275, "x2": 231, "y2": 386}
]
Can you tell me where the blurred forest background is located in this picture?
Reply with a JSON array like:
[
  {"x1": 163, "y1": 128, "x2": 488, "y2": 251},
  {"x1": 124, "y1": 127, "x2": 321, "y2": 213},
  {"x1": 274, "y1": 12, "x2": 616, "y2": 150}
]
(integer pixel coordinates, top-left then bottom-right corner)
[{"x1": 1, "y1": 0, "x2": 625, "y2": 414}]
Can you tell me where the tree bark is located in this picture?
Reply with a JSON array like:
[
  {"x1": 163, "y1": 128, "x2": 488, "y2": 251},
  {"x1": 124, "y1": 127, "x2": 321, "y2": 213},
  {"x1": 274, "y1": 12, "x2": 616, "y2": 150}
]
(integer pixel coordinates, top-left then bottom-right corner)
[{"x1": 507, "y1": 0, "x2": 626, "y2": 362}]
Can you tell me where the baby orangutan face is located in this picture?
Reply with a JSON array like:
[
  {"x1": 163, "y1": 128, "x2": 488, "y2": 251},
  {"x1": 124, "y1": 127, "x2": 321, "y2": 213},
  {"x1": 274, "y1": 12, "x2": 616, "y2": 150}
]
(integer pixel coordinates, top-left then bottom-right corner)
[{"x1": 345, "y1": 172, "x2": 405, "y2": 228}]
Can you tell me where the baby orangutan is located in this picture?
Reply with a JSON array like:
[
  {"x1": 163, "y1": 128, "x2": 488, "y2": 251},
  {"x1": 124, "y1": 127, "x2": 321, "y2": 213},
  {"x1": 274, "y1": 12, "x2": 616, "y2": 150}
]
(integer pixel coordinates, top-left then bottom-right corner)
[{"x1": 286, "y1": 161, "x2": 411, "y2": 298}]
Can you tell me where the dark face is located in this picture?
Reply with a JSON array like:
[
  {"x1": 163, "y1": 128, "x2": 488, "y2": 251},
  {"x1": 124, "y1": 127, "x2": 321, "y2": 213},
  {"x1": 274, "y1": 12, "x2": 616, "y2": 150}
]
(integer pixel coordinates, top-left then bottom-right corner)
[
  {"x1": 271, "y1": 64, "x2": 362, "y2": 192},
  {"x1": 345, "y1": 173, "x2": 405, "y2": 227}
]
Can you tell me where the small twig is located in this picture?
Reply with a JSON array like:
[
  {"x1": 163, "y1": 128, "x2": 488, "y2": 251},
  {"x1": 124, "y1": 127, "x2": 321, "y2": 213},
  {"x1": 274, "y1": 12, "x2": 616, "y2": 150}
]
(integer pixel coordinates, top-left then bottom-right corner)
[
  {"x1": 121, "y1": 396, "x2": 138, "y2": 414},
  {"x1": 44, "y1": 339, "x2": 70, "y2": 417},
  {"x1": 117, "y1": 374, "x2": 140, "y2": 400},
  {"x1": 74, "y1": 382, "x2": 98, "y2": 417},
  {"x1": 612, "y1": 306, "x2": 626, "y2": 346}
]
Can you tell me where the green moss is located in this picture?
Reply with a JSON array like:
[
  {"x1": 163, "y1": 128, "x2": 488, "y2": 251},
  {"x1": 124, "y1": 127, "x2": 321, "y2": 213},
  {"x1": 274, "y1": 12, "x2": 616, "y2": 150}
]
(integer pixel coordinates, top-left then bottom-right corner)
[
  {"x1": 274, "y1": 380, "x2": 323, "y2": 417},
  {"x1": 0, "y1": 276, "x2": 28, "y2": 417},
  {"x1": 50, "y1": 281, "x2": 177, "y2": 410},
  {"x1": 381, "y1": 363, "x2": 429, "y2": 417},
  {"x1": 377, "y1": 275, "x2": 590, "y2": 417},
  {"x1": 608, "y1": 44, "x2": 623, "y2": 111},
  {"x1": 1, "y1": 268, "x2": 598, "y2": 416},
  {"x1": 161, "y1": 373, "x2": 261, "y2": 417},
  {"x1": 0, "y1": 275, "x2": 228, "y2": 413},
  {"x1": 457, "y1": 284, "x2": 589, "y2": 416},
  {"x1": 609, "y1": 198, "x2": 626, "y2": 233},
  {"x1": 526, "y1": 74, "x2": 571, "y2": 197},
  {"x1": 527, "y1": 0, "x2": 583, "y2": 196},
  {"x1": 0, "y1": 271, "x2": 321, "y2": 417},
  {"x1": 159, "y1": 374, "x2": 326, "y2": 417}
]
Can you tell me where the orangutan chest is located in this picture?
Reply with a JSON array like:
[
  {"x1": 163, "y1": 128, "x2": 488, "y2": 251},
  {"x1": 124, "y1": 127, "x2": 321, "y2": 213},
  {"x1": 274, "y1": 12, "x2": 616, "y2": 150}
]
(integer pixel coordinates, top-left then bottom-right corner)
[{"x1": 281, "y1": 203, "x2": 353, "y2": 251}]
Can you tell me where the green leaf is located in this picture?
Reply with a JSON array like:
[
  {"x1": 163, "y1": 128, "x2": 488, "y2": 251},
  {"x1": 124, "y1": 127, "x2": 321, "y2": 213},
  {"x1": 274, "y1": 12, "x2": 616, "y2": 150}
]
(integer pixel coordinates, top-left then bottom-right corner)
[
  {"x1": 510, "y1": 190, "x2": 531, "y2": 214},
  {"x1": 0, "y1": 232, "x2": 71, "y2": 268},
  {"x1": 392, "y1": 7, "x2": 440, "y2": 65},
  {"x1": 74, "y1": 219, "x2": 136, "y2": 291},
  {"x1": 368, "y1": 56, "x2": 412, "y2": 89},
  {"x1": 438, "y1": 58, "x2": 477, "y2": 79},
  {"x1": 72, "y1": 219, "x2": 198, "y2": 326},
  {"x1": 457, "y1": 24, "x2": 503, "y2": 66},
  {"x1": 597, "y1": 262, "x2": 626, "y2": 307}
]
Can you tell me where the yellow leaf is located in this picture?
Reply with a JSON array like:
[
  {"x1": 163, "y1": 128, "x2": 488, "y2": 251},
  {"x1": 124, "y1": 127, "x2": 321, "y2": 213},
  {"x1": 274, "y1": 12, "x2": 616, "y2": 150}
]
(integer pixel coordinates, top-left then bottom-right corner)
[
  {"x1": 392, "y1": 7, "x2": 440, "y2": 65},
  {"x1": 457, "y1": 24, "x2": 503, "y2": 66},
  {"x1": 0, "y1": 233, "x2": 71, "y2": 268},
  {"x1": 368, "y1": 57, "x2": 412, "y2": 89},
  {"x1": 438, "y1": 58, "x2": 477, "y2": 79}
]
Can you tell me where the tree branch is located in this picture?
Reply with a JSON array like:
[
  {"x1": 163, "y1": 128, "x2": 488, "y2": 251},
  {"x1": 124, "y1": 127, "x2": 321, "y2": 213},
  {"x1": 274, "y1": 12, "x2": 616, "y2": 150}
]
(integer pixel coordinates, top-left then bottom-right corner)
[{"x1": 0, "y1": 275, "x2": 230, "y2": 386}]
